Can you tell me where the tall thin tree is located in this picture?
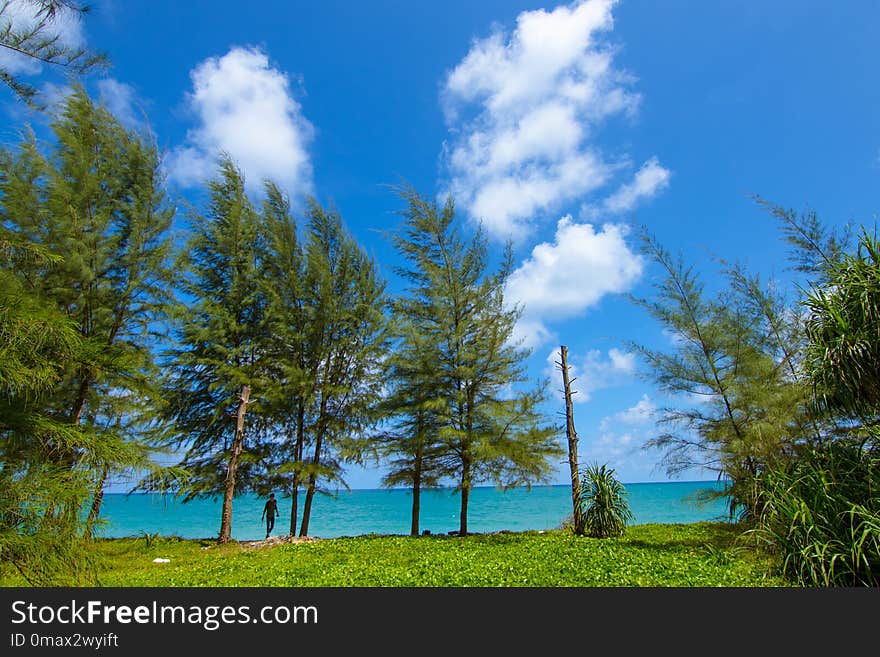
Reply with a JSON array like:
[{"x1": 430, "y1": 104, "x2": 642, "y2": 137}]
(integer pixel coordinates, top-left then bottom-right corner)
[
  {"x1": 558, "y1": 345, "x2": 582, "y2": 533},
  {"x1": 390, "y1": 186, "x2": 560, "y2": 535},
  {"x1": 164, "y1": 156, "x2": 269, "y2": 543}
]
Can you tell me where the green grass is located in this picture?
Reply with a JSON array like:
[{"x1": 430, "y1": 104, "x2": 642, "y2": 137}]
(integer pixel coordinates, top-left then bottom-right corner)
[{"x1": 1, "y1": 522, "x2": 788, "y2": 587}]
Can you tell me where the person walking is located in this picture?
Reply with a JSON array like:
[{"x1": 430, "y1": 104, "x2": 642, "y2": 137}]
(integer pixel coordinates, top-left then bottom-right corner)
[{"x1": 261, "y1": 493, "x2": 279, "y2": 539}]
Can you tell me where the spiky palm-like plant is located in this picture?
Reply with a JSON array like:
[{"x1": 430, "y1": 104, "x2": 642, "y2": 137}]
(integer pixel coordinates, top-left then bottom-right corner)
[
  {"x1": 805, "y1": 228, "x2": 880, "y2": 419},
  {"x1": 576, "y1": 464, "x2": 634, "y2": 538},
  {"x1": 750, "y1": 441, "x2": 880, "y2": 587}
]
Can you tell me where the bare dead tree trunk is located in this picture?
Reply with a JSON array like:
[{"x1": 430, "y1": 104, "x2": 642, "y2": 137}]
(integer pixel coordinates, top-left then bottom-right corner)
[
  {"x1": 559, "y1": 345, "x2": 582, "y2": 534},
  {"x1": 219, "y1": 384, "x2": 250, "y2": 544}
]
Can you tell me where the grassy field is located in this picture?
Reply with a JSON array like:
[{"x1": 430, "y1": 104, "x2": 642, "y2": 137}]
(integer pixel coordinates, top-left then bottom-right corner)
[{"x1": 2, "y1": 522, "x2": 788, "y2": 587}]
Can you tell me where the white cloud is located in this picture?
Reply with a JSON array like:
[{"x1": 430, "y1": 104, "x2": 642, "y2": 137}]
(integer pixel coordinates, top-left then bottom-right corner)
[
  {"x1": 599, "y1": 394, "x2": 655, "y2": 431},
  {"x1": 506, "y1": 216, "x2": 643, "y2": 348},
  {"x1": 0, "y1": 0, "x2": 85, "y2": 76},
  {"x1": 441, "y1": 0, "x2": 644, "y2": 240},
  {"x1": 97, "y1": 78, "x2": 142, "y2": 129},
  {"x1": 166, "y1": 46, "x2": 314, "y2": 196},
  {"x1": 599, "y1": 156, "x2": 671, "y2": 215},
  {"x1": 39, "y1": 81, "x2": 72, "y2": 112},
  {"x1": 582, "y1": 429, "x2": 638, "y2": 464},
  {"x1": 545, "y1": 346, "x2": 635, "y2": 403}
]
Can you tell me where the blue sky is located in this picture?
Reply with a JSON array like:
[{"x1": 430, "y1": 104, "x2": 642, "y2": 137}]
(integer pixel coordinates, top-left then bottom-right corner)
[{"x1": 2, "y1": 0, "x2": 878, "y2": 487}]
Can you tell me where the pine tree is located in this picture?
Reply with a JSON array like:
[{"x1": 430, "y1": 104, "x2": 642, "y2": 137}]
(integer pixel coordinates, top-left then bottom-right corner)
[
  {"x1": 295, "y1": 201, "x2": 389, "y2": 537},
  {"x1": 375, "y1": 321, "x2": 446, "y2": 536},
  {"x1": 389, "y1": 187, "x2": 560, "y2": 535},
  {"x1": 164, "y1": 156, "x2": 269, "y2": 544},
  {"x1": 0, "y1": 87, "x2": 176, "y2": 540},
  {"x1": 0, "y1": 238, "x2": 98, "y2": 583},
  {"x1": 258, "y1": 181, "x2": 311, "y2": 536},
  {"x1": 631, "y1": 231, "x2": 820, "y2": 518}
]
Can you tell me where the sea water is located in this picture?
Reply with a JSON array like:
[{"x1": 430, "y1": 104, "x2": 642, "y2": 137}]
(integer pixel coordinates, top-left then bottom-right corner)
[{"x1": 93, "y1": 481, "x2": 730, "y2": 541}]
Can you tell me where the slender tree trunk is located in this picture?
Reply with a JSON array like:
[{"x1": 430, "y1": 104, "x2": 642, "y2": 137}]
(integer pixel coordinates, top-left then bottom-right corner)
[
  {"x1": 411, "y1": 411, "x2": 425, "y2": 536},
  {"x1": 560, "y1": 345, "x2": 582, "y2": 533},
  {"x1": 298, "y1": 448, "x2": 320, "y2": 538},
  {"x1": 459, "y1": 475, "x2": 470, "y2": 536},
  {"x1": 289, "y1": 400, "x2": 306, "y2": 535},
  {"x1": 459, "y1": 390, "x2": 474, "y2": 536},
  {"x1": 70, "y1": 374, "x2": 92, "y2": 425},
  {"x1": 219, "y1": 384, "x2": 250, "y2": 544},
  {"x1": 83, "y1": 464, "x2": 109, "y2": 540},
  {"x1": 411, "y1": 473, "x2": 421, "y2": 537},
  {"x1": 299, "y1": 396, "x2": 328, "y2": 537},
  {"x1": 459, "y1": 453, "x2": 470, "y2": 536}
]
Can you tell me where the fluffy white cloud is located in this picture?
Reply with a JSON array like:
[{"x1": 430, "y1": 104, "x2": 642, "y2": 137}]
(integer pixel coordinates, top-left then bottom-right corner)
[
  {"x1": 506, "y1": 216, "x2": 643, "y2": 348},
  {"x1": 599, "y1": 156, "x2": 671, "y2": 215},
  {"x1": 545, "y1": 346, "x2": 635, "y2": 403},
  {"x1": 167, "y1": 46, "x2": 314, "y2": 196},
  {"x1": 0, "y1": 0, "x2": 85, "y2": 76},
  {"x1": 442, "y1": 0, "x2": 644, "y2": 240}
]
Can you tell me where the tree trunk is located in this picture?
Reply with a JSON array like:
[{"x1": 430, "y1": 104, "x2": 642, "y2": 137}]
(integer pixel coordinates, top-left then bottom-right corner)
[
  {"x1": 459, "y1": 455, "x2": 470, "y2": 536},
  {"x1": 459, "y1": 389, "x2": 474, "y2": 537},
  {"x1": 299, "y1": 395, "x2": 328, "y2": 537},
  {"x1": 83, "y1": 465, "x2": 109, "y2": 540},
  {"x1": 459, "y1": 478, "x2": 470, "y2": 536},
  {"x1": 219, "y1": 384, "x2": 250, "y2": 544},
  {"x1": 411, "y1": 473, "x2": 421, "y2": 537},
  {"x1": 289, "y1": 400, "x2": 305, "y2": 536},
  {"x1": 411, "y1": 410, "x2": 425, "y2": 536},
  {"x1": 70, "y1": 373, "x2": 92, "y2": 425},
  {"x1": 560, "y1": 345, "x2": 582, "y2": 533}
]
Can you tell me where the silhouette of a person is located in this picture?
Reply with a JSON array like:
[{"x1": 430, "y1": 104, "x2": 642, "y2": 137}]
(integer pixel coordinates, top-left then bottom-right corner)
[{"x1": 261, "y1": 493, "x2": 279, "y2": 539}]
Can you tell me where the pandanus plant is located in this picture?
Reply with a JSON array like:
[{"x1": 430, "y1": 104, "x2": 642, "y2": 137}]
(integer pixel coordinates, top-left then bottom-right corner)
[{"x1": 576, "y1": 463, "x2": 634, "y2": 538}]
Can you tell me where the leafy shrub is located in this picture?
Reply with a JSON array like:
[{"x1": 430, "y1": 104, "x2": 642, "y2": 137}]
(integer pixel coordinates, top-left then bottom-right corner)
[
  {"x1": 576, "y1": 464, "x2": 634, "y2": 538},
  {"x1": 750, "y1": 439, "x2": 880, "y2": 587}
]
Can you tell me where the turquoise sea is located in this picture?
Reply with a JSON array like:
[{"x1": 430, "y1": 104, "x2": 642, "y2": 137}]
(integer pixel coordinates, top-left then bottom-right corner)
[{"x1": 94, "y1": 480, "x2": 730, "y2": 541}]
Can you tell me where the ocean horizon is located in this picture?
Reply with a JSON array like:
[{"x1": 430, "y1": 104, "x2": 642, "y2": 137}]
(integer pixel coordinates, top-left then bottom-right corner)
[{"x1": 93, "y1": 480, "x2": 731, "y2": 542}]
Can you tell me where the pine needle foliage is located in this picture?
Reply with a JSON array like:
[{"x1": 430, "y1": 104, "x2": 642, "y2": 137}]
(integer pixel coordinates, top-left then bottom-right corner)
[
  {"x1": 387, "y1": 186, "x2": 561, "y2": 536},
  {"x1": 0, "y1": 1, "x2": 106, "y2": 107},
  {"x1": 1, "y1": 88, "x2": 177, "y2": 581}
]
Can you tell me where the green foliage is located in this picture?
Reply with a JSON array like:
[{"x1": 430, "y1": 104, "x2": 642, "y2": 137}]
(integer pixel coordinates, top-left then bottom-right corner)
[
  {"x1": 575, "y1": 464, "x2": 634, "y2": 538},
  {"x1": 749, "y1": 440, "x2": 880, "y2": 587},
  {"x1": 744, "y1": 227, "x2": 880, "y2": 587},
  {"x1": 1, "y1": 87, "x2": 175, "y2": 582},
  {"x1": 631, "y1": 230, "x2": 822, "y2": 520},
  {"x1": 12, "y1": 523, "x2": 786, "y2": 587},
  {"x1": 135, "y1": 530, "x2": 161, "y2": 551},
  {"x1": 0, "y1": 1, "x2": 106, "y2": 107},
  {"x1": 162, "y1": 165, "x2": 389, "y2": 540},
  {"x1": 0, "y1": 270, "x2": 97, "y2": 584},
  {"x1": 385, "y1": 186, "x2": 561, "y2": 535},
  {"x1": 804, "y1": 229, "x2": 880, "y2": 419}
]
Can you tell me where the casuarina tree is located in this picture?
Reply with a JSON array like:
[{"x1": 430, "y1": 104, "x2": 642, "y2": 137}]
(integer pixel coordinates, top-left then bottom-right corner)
[{"x1": 389, "y1": 186, "x2": 560, "y2": 536}]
